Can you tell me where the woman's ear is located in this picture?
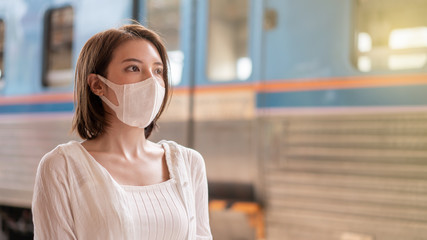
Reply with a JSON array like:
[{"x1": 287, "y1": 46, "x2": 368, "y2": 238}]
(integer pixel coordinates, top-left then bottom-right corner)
[{"x1": 87, "y1": 74, "x2": 104, "y2": 96}]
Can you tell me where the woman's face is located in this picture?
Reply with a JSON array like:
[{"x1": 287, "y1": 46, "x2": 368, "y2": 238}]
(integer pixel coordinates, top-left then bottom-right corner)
[
  {"x1": 103, "y1": 39, "x2": 165, "y2": 105},
  {"x1": 107, "y1": 39, "x2": 164, "y2": 85}
]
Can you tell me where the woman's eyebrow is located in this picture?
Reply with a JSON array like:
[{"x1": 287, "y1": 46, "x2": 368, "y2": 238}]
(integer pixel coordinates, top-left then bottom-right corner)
[
  {"x1": 121, "y1": 59, "x2": 163, "y2": 66},
  {"x1": 121, "y1": 58, "x2": 143, "y2": 63}
]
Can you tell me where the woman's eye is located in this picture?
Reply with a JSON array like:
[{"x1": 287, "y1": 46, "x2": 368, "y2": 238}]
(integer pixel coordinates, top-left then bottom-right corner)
[
  {"x1": 155, "y1": 68, "x2": 163, "y2": 75},
  {"x1": 126, "y1": 65, "x2": 140, "y2": 72}
]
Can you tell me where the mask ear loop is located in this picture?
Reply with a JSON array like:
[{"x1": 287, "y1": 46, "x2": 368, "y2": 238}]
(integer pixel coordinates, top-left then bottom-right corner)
[{"x1": 96, "y1": 75, "x2": 122, "y2": 111}]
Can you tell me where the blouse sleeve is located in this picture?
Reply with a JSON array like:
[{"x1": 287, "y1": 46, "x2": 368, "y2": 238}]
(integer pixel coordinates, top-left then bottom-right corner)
[
  {"x1": 32, "y1": 147, "x2": 76, "y2": 240},
  {"x1": 188, "y1": 149, "x2": 213, "y2": 240}
]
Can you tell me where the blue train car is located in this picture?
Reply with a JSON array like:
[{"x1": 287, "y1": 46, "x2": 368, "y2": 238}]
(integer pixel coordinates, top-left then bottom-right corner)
[{"x1": 1, "y1": 0, "x2": 427, "y2": 239}]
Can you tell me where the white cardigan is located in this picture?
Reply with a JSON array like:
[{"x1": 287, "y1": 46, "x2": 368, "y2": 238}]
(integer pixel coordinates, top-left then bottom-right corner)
[{"x1": 32, "y1": 140, "x2": 212, "y2": 240}]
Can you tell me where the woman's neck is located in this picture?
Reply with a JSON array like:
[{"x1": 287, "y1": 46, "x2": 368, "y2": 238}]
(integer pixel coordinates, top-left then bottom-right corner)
[{"x1": 85, "y1": 114, "x2": 154, "y2": 161}]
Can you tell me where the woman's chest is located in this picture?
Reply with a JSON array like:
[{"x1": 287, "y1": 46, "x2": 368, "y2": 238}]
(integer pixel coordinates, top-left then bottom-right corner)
[
  {"x1": 122, "y1": 181, "x2": 189, "y2": 239},
  {"x1": 71, "y1": 177, "x2": 189, "y2": 239},
  {"x1": 94, "y1": 153, "x2": 170, "y2": 186}
]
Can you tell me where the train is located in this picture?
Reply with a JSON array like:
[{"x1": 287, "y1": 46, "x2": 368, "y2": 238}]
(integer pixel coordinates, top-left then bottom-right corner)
[{"x1": 1, "y1": 0, "x2": 427, "y2": 239}]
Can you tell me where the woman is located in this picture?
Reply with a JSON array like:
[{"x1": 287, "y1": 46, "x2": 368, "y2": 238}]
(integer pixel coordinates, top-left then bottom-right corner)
[{"x1": 32, "y1": 23, "x2": 212, "y2": 240}]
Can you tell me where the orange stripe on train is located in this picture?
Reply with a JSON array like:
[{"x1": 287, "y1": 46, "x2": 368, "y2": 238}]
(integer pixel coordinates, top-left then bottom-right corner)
[
  {"x1": 258, "y1": 74, "x2": 427, "y2": 92},
  {"x1": 2, "y1": 74, "x2": 427, "y2": 103},
  {"x1": 0, "y1": 93, "x2": 74, "y2": 105},
  {"x1": 173, "y1": 74, "x2": 427, "y2": 94}
]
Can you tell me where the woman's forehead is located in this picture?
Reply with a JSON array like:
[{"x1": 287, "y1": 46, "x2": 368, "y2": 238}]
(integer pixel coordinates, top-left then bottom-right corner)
[{"x1": 112, "y1": 39, "x2": 162, "y2": 63}]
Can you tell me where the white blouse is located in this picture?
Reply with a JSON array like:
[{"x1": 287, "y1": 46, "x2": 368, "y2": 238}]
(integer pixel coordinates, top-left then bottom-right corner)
[
  {"x1": 32, "y1": 140, "x2": 212, "y2": 240},
  {"x1": 122, "y1": 179, "x2": 188, "y2": 239}
]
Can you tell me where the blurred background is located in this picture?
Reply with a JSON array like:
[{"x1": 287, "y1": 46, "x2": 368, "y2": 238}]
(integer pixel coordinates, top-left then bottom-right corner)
[{"x1": 1, "y1": 0, "x2": 427, "y2": 239}]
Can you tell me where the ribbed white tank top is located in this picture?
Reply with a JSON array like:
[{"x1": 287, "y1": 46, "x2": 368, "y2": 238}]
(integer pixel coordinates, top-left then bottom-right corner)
[{"x1": 122, "y1": 178, "x2": 188, "y2": 239}]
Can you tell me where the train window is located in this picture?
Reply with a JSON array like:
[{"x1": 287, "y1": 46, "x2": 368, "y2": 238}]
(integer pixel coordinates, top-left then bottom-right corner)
[
  {"x1": 146, "y1": 0, "x2": 182, "y2": 85},
  {"x1": 206, "y1": 0, "x2": 251, "y2": 81},
  {"x1": 43, "y1": 6, "x2": 74, "y2": 87},
  {"x1": 0, "y1": 19, "x2": 4, "y2": 82},
  {"x1": 354, "y1": 0, "x2": 427, "y2": 72}
]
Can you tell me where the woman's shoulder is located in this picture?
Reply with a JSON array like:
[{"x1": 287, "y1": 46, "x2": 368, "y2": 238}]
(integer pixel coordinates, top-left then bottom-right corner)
[
  {"x1": 38, "y1": 140, "x2": 82, "y2": 173},
  {"x1": 159, "y1": 140, "x2": 205, "y2": 168}
]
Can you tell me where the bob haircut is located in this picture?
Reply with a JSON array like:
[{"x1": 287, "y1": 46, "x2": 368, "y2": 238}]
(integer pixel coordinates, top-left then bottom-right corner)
[{"x1": 72, "y1": 23, "x2": 170, "y2": 139}]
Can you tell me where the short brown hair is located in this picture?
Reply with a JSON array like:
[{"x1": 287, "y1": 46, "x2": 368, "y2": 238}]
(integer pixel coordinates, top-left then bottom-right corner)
[{"x1": 72, "y1": 23, "x2": 170, "y2": 139}]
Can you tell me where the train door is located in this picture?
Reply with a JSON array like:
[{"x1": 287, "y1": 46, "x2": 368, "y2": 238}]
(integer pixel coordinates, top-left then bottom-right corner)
[
  {"x1": 192, "y1": 0, "x2": 264, "y2": 239},
  {"x1": 136, "y1": 0, "x2": 193, "y2": 146}
]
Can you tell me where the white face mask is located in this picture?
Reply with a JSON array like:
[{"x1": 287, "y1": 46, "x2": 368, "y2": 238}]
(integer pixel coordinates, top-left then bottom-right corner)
[{"x1": 97, "y1": 75, "x2": 165, "y2": 128}]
